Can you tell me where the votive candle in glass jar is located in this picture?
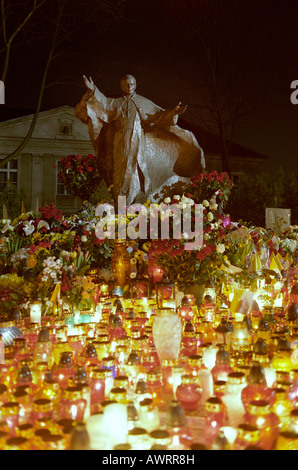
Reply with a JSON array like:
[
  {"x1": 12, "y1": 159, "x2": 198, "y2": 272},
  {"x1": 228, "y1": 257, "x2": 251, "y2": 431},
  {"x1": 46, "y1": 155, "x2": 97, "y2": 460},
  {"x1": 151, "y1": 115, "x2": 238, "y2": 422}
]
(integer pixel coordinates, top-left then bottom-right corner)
[
  {"x1": 83, "y1": 343, "x2": 99, "y2": 368},
  {"x1": 36, "y1": 377, "x2": 61, "y2": 413},
  {"x1": 109, "y1": 387, "x2": 127, "y2": 404},
  {"x1": 4, "y1": 436, "x2": 31, "y2": 450},
  {"x1": 0, "y1": 383, "x2": 9, "y2": 407},
  {"x1": 211, "y1": 345, "x2": 233, "y2": 382},
  {"x1": 185, "y1": 354, "x2": 205, "y2": 378},
  {"x1": 128, "y1": 426, "x2": 150, "y2": 450},
  {"x1": 222, "y1": 372, "x2": 246, "y2": 428},
  {"x1": 149, "y1": 429, "x2": 171, "y2": 448},
  {"x1": 287, "y1": 369, "x2": 298, "y2": 407},
  {"x1": 241, "y1": 362, "x2": 275, "y2": 411},
  {"x1": 213, "y1": 380, "x2": 227, "y2": 399},
  {"x1": 1, "y1": 402, "x2": 19, "y2": 435},
  {"x1": 275, "y1": 430, "x2": 298, "y2": 450},
  {"x1": 180, "y1": 322, "x2": 197, "y2": 357},
  {"x1": 31, "y1": 398, "x2": 53, "y2": 425},
  {"x1": 54, "y1": 351, "x2": 75, "y2": 389},
  {"x1": 230, "y1": 321, "x2": 251, "y2": 352},
  {"x1": 203, "y1": 397, "x2": 226, "y2": 446},
  {"x1": 234, "y1": 423, "x2": 261, "y2": 450},
  {"x1": 285, "y1": 408, "x2": 298, "y2": 434},
  {"x1": 138, "y1": 398, "x2": 160, "y2": 433},
  {"x1": 33, "y1": 328, "x2": 53, "y2": 369},
  {"x1": 16, "y1": 361, "x2": 33, "y2": 391},
  {"x1": 176, "y1": 374, "x2": 202, "y2": 411},
  {"x1": 12, "y1": 389, "x2": 32, "y2": 425},
  {"x1": 271, "y1": 388, "x2": 292, "y2": 432},
  {"x1": 146, "y1": 369, "x2": 164, "y2": 408},
  {"x1": 59, "y1": 386, "x2": 86, "y2": 422},
  {"x1": 102, "y1": 355, "x2": 117, "y2": 379},
  {"x1": 164, "y1": 399, "x2": 192, "y2": 449},
  {"x1": 30, "y1": 301, "x2": 42, "y2": 326},
  {"x1": 171, "y1": 365, "x2": 185, "y2": 399},
  {"x1": 244, "y1": 400, "x2": 280, "y2": 450},
  {"x1": 161, "y1": 359, "x2": 178, "y2": 396},
  {"x1": 67, "y1": 334, "x2": 84, "y2": 365},
  {"x1": 271, "y1": 340, "x2": 293, "y2": 373}
]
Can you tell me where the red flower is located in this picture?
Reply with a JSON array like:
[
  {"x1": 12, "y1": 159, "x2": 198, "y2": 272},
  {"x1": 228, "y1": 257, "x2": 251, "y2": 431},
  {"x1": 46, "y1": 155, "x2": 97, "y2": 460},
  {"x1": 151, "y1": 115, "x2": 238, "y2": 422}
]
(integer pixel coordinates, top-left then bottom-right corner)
[{"x1": 93, "y1": 237, "x2": 105, "y2": 245}]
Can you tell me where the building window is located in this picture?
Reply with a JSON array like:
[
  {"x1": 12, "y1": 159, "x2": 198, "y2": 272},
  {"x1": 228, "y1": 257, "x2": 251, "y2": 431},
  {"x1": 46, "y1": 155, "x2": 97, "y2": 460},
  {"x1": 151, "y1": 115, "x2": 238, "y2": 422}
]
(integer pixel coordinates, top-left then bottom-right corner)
[
  {"x1": 58, "y1": 119, "x2": 73, "y2": 136},
  {"x1": 231, "y1": 172, "x2": 243, "y2": 186},
  {"x1": 56, "y1": 160, "x2": 70, "y2": 195},
  {"x1": 0, "y1": 159, "x2": 18, "y2": 192}
]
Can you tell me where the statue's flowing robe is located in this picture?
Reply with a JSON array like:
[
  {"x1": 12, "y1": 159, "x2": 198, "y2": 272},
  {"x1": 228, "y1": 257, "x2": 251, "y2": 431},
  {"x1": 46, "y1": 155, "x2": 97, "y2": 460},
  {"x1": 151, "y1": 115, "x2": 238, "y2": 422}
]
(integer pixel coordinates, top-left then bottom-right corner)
[{"x1": 76, "y1": 88, "x2": 205, "y2": 204}]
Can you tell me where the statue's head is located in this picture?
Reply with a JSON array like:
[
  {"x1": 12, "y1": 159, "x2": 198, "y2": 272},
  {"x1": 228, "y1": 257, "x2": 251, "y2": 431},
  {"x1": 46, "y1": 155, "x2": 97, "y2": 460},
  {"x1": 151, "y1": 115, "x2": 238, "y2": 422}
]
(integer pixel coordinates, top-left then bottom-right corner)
[{"x1": 120, "y1": 75, "x2": 136, "y2": 96}]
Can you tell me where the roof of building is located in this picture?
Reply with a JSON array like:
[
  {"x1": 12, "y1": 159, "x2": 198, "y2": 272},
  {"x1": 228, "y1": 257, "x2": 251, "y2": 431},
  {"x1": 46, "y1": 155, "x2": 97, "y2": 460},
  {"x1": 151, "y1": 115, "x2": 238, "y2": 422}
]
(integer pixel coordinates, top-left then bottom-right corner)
[{"x1": 0, "y1": 104, "x2": 267, "y2": 160}]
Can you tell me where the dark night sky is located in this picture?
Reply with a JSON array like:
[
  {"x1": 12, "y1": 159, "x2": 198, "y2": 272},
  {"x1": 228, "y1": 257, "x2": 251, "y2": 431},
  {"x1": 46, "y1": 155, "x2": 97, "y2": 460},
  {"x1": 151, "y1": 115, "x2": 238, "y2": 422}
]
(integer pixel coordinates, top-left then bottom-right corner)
[{"x1": 2, "y1": 0, "x2": 298, "y2": 173}]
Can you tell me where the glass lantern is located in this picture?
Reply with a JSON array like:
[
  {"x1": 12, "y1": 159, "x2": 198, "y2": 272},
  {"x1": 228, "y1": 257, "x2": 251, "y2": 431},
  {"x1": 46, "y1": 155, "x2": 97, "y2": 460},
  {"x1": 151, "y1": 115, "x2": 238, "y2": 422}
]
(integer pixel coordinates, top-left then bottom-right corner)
[
  {"x1": 155, "y1": 275, "x2": 176, "y2": 309},
  {"x1": 130, "y1": 271, "x2": 151, "y2": 299}
]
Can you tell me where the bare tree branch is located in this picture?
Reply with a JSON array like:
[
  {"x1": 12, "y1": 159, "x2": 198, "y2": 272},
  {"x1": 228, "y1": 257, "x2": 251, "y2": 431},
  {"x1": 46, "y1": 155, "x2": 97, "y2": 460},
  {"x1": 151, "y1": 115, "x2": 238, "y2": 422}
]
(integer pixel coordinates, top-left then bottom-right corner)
[{"x1": 1, "y1": 0, "x2": 48, "y2": 82}]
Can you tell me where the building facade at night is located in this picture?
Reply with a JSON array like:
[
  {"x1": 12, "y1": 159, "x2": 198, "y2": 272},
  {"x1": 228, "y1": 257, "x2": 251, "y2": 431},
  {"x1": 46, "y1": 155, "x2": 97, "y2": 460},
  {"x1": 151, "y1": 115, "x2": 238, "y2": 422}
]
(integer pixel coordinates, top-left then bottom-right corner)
[{"x1": 0, "y1": 105, "x2": 267, "y2": 215}]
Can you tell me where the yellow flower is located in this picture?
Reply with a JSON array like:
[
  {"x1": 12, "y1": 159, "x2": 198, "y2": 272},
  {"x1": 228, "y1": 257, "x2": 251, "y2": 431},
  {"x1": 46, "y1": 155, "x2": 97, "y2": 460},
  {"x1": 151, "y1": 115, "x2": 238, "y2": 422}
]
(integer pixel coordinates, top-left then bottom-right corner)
[
  {"x1": 82, "y1": 276, "x2": 94, "y2": 291},
  {"x1": 134, "y1": 250, "x2": 145, "y2": 261},
  {"x1": 27, "y1": 254, "x2": 37, "y2": 269},
  {"x1": 33, "y1": 232, "x2": 42, "y2": 240},
  {"x1": 82, "y1": 290, "x2": 90, "y2": 299},
  {"x1": 142, "y1": 241, "x2": 151, "y2": 252}
]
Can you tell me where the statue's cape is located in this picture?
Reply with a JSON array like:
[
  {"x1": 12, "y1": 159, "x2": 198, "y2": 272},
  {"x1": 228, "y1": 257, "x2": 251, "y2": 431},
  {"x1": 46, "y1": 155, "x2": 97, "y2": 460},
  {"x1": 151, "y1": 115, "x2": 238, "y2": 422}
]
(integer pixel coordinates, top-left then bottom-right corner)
[{"x1": 83, "y1": 91, "x2": 205, "y2": 202}]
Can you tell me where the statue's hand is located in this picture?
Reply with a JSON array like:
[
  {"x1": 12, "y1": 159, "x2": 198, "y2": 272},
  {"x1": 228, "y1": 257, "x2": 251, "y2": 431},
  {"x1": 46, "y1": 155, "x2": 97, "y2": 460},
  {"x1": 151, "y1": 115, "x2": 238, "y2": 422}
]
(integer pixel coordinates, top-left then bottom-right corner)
[
  {"x1": 174, "y1": 102, "x2": 188, "y2": 115},
  {"x1": 83, "y1": 75, "x2": 96, "y2": 91}
]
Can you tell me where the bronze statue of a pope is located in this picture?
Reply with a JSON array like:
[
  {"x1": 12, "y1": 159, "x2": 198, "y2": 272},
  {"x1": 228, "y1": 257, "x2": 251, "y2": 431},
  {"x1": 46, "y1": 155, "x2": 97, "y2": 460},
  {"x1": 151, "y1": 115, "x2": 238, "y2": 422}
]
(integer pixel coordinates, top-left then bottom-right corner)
[{"x1": 75, "y1": 74, "x2": 205, "y2": 204}]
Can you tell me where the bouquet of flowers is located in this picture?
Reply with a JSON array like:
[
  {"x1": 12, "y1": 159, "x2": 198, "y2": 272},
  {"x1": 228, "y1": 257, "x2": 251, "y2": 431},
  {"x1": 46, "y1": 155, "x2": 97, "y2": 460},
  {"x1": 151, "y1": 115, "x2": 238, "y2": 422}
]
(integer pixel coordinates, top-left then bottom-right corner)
[
  {"x1": 186, "y1": 171, "x2": 234, "y2": 208},
  {"x1": 57, "y1": 154, "x2": 103, "y2": 202},
  {"x1": 61, "y1": 274, "x2": 96, "y2": 311},
  {"x1": 0, "y1": 274, "x2": 29, "y2": 315}
]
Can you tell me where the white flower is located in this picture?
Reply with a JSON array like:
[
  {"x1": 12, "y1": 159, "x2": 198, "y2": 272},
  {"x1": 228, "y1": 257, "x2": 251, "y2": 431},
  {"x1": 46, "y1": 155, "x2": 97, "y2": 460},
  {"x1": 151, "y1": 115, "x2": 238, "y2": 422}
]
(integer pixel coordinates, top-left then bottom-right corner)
[
  {"x1": 164, "y1": 197, "x2": 171, "y2": 204},
  {"x1": 81, "y1": 235, "x2": 88, "y2": 242},
  {"x1": 2, "y1": 222, "x2": 13, "y2": 233},
  {"x1": 202, "y1": 200, "x2": 209, "y2": 207},
  {"x1": 204, "y1": 233, "x2": 210, "y2": 241},
  {"x1": 37, "y1": 220, "x2": 50, "y2": 231},
  {"x1": 173, "y1": 195, "x2": 181, "y2": 200},
  {"x1": 207, "y1": 212, "x2": 214, "y2": 221},
  {"x1": 216, "y1": 244, "x2": 226, "y2": 254},
  {"x1": 280, "y1": 238, "x2": 297, "y2": 254},
  {"x1": 23, "y1": 220, "x2": 35, "y2": 236}
]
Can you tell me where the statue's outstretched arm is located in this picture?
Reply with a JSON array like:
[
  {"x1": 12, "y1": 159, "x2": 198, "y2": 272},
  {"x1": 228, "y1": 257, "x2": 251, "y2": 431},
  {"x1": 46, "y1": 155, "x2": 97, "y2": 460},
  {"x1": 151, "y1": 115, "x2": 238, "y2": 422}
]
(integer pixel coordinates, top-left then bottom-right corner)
[
  {"x1": 147, "y1": 101, "x2": 188, "y2": 128},
  {"x1": 82, "y1": 74, "x2": 109, "y2": 106}
]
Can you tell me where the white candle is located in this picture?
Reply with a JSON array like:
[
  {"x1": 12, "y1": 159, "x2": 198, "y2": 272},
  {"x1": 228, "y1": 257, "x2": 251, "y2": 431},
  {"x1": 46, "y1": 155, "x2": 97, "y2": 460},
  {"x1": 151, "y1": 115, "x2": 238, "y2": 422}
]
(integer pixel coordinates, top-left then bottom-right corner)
[
  {"x1": 220, "y1": 426, "x2": 238, "y2": 447},
  {"x1": 197, "y1": 368, "x2": 213, "y2": 404},
  {"x1": 103, "y1": 403, "x2": 128, "y2": 448},
  {"x1": 222, "y1": 393, "x2": 245, "y2": 428},
  {"x1": 203, "y1": 347, "x2": 218, "y2": 370},
  {"x1": 86, "y1": 414, "x2": 110, "y2": 450},
  {"x1": 30, "y1": 301, "x2": 42, "y2": 325},
  {"x1": 264, "y1": 366, "x2": 276, "y2": 387}
]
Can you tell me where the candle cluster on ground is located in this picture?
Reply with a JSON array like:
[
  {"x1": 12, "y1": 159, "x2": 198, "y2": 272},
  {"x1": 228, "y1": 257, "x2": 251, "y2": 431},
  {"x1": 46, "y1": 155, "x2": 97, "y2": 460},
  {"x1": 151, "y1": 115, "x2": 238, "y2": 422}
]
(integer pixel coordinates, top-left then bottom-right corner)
[{"x1": 0, "y1": 273, "x2": 297, "y2": 451}]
